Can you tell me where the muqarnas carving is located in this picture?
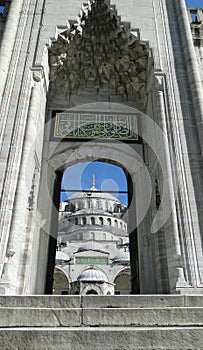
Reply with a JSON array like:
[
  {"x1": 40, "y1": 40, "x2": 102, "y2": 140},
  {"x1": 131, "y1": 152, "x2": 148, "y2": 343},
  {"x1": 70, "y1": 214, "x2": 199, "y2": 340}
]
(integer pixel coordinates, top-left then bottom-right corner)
[{"x1": 49, "y1": 0, "x2": 149, "y2": 102}]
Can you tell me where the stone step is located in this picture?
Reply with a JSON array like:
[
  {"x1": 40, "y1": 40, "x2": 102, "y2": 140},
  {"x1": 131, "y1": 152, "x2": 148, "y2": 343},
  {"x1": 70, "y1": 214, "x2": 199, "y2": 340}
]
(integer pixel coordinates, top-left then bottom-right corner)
[
  {"x1": 0, "y1": 295, "x2": 203, "y2": 349},
  {"x1": 0, "y1": 294, "x2": 203, "y2": 308},
  {"x1": 0, "y1": 327, "x2": 203, "y2": 350},
  {"x1": 0, "y1": 306, "x2": 203, "y2": 328}
]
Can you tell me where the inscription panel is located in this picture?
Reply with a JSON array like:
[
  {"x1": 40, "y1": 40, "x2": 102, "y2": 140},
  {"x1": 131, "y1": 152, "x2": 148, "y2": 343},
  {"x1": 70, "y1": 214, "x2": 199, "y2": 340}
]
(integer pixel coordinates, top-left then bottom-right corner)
[
  {"x1": 53, "y1": 113, "x2": 138, "y2": 141},
  {"x1": 75, "y1": 257, "x2": 108, "y2": 265}
]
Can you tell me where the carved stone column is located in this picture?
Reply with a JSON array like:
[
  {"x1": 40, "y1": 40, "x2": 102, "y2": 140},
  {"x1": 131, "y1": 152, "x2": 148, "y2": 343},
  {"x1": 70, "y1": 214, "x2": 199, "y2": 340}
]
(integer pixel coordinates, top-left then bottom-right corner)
[
  {"x1": 0, "y1": 0, "x2": 24, "y2": 105},
  {"x1": 175, "y1": 0, "x2": 203, "y2": 157}
]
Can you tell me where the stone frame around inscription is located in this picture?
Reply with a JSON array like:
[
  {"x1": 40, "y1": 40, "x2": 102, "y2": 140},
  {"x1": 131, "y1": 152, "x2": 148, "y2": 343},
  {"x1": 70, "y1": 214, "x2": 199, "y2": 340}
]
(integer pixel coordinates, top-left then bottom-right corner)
[{"x1": 51, "y1": 110, "x2": 141, "y2": 143}]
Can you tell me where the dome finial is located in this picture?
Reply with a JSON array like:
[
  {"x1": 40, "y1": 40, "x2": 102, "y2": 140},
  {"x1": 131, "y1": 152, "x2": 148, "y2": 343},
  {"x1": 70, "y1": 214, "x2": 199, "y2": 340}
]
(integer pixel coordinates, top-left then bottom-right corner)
[{"x1": 91, "y1": 174, "x2": 96, "y2": 190}]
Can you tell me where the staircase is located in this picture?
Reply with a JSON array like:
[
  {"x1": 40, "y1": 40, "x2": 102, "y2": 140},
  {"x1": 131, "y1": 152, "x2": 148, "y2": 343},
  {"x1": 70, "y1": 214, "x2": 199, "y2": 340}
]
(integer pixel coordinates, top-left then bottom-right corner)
[{"x1": 0, "y1": 295, "x2": 203, "y2": 349}]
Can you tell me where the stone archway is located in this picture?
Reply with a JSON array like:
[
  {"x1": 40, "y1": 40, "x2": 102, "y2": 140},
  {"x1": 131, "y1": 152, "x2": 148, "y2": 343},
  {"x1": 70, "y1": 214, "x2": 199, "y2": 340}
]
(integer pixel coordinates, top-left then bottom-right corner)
[
  {"x1": 86, "y1": 289, "x2": 98, "y2": 295},
  {"x1": 114, "y1": 268, "x2": 131, "y2": 295},
  {"x1": 31, "y1": 100, "x2": 177, "y2": 295},
  {"x1": 43, "y1": 126, "x2": 144, "y2": 293},
  {"x1": 52, "y1": 266, "x2": 70, "y2": 295}
]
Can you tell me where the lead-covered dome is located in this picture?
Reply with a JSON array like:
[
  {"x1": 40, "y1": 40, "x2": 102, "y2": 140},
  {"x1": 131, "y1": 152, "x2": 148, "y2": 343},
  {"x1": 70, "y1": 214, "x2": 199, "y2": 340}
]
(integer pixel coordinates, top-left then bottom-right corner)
[
  {"x1": 77, "y1": 268, "x2": 108, "y2": 282},
  {"x1": 113, "y1": 251, "x2": 130, "y2": 265},
  {"x1": 55, "y1": 251, "x2": 70, "y2": 262},
  {"x1": 68, "y1": 190, "x2": 119, "y2": 202}
]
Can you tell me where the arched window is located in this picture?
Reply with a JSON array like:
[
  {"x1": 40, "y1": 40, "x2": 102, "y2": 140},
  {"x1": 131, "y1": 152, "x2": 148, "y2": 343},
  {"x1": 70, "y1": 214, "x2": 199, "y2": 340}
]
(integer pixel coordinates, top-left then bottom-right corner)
[
  {"x1": 91, "y1": 217, "x2": 95, "y2": 225},
  {"x1": 87, "y1": 201, "x2": 90, "y2": 209},
  {"x1": 78, "y1": 201, "x2": 82, "y2": 209},
  {"x1": 99, "y1": 217, "x2": 103, "y2": 225},
  {"x1": 82, "y1": 217, "x2": 87, "y2": 225},
  {"x1": 86, "y1": 289, "x2": 98, "y2": 295},
  {"x1": 114, "y1": 219, "x2": 118, "y2": 227},
  {"x1": 90, "y1": 232, "x2": 94, "y2": 240},
  {"x1": 105, "y1": 202, "x2": 108, "y2": 211},
  {"x1": 107, "y1": 218, "x2": 111, "y2": 226},
  {"x1": 120, "y1": 222, "x2": 123, "y2": 229},
  {"x1": 75, "y1": 218, "x2": 78, "y2": 225}
]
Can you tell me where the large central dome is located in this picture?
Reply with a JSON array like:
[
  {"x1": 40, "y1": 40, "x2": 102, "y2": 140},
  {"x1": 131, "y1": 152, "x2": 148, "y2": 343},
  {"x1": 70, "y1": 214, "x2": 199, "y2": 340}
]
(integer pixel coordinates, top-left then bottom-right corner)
[{"x1": 67, "y1": 175, "x2": 121, "y2": 202}]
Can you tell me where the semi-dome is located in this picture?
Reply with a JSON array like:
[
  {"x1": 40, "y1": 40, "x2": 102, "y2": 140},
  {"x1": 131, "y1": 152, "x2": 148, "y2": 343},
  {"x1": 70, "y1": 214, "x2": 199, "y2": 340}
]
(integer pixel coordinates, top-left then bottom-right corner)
[
  {"x1": 75, "y1": 242, "x2": 109, "y2": 254},
  {"x1": 113, "y1": 251, "x2": 130, "y2": 265},
  {"x1": 77, "y1": 268, "x2": 108, "y2": 282},
  {"x1": 55, "y1": 251, "x2": 70, "y2": 262}
]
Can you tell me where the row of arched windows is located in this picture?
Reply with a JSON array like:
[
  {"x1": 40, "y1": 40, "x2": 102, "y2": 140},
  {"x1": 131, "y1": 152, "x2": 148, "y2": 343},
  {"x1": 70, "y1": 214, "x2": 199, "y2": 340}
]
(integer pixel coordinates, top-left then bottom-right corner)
[
  {"x1": 68, "y1": 216, "x2": 127, "y2": 231},
  {"x1": 64, "y1": 200, "x2": 124, "y2": 213}
]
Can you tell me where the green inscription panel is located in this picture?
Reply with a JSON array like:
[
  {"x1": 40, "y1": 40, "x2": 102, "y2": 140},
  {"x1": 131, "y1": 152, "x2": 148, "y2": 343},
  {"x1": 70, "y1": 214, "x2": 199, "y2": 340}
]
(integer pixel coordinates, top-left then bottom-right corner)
[
  {"x1": 75, "y1": 257, "x2": 108, "y2": 265},
  {"x1": 54, "y1": 113, "x2": 138, "y2": 141}
]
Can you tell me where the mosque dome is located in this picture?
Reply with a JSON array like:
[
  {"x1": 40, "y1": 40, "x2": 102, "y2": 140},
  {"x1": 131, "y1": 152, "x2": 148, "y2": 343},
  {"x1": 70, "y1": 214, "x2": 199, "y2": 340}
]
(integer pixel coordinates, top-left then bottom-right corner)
[
  {"x1": 77, "y1": 267, "x2": 108, "y2": 282},
  {"x1": 113, "y1": 251, "x2": 130, "y2": 265},
  {"x1": 67, "y1": 175, "x2": 123, "y2": 203},
  {"x1": 68, "y1": 190, "x2": 119, "y2": 202}
]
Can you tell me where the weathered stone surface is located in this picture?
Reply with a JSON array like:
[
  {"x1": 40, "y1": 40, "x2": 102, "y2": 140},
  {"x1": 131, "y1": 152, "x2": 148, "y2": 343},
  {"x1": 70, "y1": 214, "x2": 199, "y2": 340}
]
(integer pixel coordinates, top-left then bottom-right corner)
[
  {"x1": 184, "y1": 295, "x2": 203, "y2": 307},
  {"x1": 0, "y1": 327, "x2": 203, "y2": 350},
  {"x1": 82, "y1": 295, "x2": 186, "y2": 308},
  {"x1": 0, "y1": 308, "x2": 81, "y2": 327},
  {"x1": 0, "y1": 296, "x2": 81, "y2": 308},
  {"x1": 82, "y1": 307, "x2": 203, "y2": 326}
]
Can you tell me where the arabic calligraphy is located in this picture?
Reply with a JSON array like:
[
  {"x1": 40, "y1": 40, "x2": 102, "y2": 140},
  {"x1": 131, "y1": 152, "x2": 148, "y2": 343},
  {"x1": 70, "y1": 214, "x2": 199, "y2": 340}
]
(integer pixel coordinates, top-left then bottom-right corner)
[{"x1": 54, "y1": 113, "x2": 138, "y2": 141}]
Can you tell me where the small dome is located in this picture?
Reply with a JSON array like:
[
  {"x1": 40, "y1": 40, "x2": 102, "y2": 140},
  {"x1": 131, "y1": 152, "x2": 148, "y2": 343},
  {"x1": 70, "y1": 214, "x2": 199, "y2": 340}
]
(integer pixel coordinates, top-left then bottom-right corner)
[
  {"x1": 55, "y1": 251, "x2": 70, "y2": 262},
  {"x1": 77, "y1": 268, "x2": 108, "y2": 282},
  {"x1": 113, "y1": 251, "x2": 130, "y2": 264}
]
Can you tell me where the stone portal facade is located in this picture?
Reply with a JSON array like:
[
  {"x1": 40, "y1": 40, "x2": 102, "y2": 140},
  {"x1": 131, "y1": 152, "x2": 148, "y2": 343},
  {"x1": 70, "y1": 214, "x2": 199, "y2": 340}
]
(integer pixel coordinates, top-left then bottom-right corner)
[{"x1": 0, "y1": 0, "x2": 203, "y2": 296}]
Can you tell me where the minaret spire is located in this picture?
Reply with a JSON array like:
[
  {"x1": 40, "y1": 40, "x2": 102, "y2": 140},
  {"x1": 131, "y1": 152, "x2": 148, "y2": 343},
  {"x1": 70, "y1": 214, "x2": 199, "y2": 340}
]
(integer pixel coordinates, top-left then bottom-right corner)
[{"x1": 91, "y1": 174, "x2": 96, "y2": 190}]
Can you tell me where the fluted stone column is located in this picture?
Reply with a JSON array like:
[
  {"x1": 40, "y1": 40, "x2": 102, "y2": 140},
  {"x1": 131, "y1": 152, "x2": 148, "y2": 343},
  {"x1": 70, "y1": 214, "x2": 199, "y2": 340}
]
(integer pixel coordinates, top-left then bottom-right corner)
[
  {"x1": 155, "y1": 75, "x2": 188, "y2": 292},
  {"x1": 1, "y1": 75, "x2": 42, "y2": 294}
]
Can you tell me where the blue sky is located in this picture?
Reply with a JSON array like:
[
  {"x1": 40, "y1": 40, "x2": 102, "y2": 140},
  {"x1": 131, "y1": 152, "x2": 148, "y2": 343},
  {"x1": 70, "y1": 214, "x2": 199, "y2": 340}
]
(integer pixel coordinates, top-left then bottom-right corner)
[
  {"x1": 61, "y1": 161, "x2": 128, "y2": 205},
  {"x1": 185, "y1": 0, "x2": 202, "y2": 7}
]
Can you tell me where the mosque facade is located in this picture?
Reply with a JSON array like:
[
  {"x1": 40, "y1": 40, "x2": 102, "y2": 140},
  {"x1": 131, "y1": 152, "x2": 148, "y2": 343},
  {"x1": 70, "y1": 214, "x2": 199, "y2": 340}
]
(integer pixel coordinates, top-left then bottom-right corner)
[{"x1": 53, "y1": 177, "x2": 131, "y2": 295}]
